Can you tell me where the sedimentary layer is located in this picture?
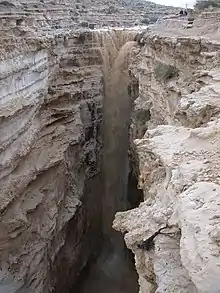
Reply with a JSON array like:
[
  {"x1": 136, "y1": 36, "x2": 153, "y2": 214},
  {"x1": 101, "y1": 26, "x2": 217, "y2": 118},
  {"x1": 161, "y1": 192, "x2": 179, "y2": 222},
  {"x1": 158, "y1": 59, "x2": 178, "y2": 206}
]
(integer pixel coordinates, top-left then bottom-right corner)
[{"x1": 0, "y1": 30, "x2": 103, "y2": 293}]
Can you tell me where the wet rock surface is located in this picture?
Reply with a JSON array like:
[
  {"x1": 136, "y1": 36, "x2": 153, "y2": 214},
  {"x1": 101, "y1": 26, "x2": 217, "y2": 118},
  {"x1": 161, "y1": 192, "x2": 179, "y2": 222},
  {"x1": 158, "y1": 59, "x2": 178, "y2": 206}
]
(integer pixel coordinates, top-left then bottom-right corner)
[{"x1": 75, "y1": 249, "x2": 139, "y2": 293}]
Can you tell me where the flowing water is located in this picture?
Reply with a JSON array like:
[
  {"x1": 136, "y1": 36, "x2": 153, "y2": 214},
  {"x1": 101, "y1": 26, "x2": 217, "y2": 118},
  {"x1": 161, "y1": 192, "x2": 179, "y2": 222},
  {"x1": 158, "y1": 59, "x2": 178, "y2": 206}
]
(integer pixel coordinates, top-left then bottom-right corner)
[{"x1": 75, "y1": 30, "x2": 139, "y2": 293}]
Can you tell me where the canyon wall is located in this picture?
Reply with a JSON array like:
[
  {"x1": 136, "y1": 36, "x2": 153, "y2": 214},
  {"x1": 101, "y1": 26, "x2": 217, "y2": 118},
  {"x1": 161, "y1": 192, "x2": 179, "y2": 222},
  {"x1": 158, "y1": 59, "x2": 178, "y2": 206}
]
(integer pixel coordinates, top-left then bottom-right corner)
[
  {"x1": 114, "y1": 32, "x2": 220, "y2": 293},
  {"x1": 0, "y1": 0, "x2": 143, "y2": 285},
  {"x1": 0, "y1": 30, "x2": 104, "y2": 293}
]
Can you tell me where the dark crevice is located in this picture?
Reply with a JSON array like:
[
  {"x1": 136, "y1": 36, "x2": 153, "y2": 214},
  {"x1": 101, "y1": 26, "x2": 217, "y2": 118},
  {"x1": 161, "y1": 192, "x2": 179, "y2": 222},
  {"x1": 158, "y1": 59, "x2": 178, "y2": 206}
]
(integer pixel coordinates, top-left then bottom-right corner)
[
  {"x1": 127, "y1": 161, "x2": 144, "y2": 209},
  {"x1": 73, "y1": 157, "x2": 143, "y2": 292}
]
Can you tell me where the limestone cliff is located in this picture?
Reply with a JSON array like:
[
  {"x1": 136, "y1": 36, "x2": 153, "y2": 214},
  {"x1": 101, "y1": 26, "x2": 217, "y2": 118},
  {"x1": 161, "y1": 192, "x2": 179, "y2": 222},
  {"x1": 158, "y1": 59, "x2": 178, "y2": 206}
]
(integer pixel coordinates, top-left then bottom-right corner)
[
  {"x1": 0, "y1": 30, "x2": 103, "y2": 293},
  {"x1": 114, "y1": 32, "x2": 220, "y2": 293}
]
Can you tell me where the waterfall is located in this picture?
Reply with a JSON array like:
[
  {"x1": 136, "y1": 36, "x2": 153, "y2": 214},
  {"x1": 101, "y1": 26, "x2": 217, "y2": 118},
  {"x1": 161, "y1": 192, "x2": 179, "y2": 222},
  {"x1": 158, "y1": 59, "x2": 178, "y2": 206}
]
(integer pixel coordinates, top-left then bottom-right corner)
[
  {"x1": 94, "y1": 29, "x2": 137, "y2": 251},
  {"x1": 76, "y1": 30, "x2": 139, "y2": 293}
]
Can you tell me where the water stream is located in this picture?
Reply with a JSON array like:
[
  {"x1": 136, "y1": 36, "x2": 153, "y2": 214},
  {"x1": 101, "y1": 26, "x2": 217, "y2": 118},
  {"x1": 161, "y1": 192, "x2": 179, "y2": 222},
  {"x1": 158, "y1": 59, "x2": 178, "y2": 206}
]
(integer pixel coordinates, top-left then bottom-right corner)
[{"x1": 75, "y1": 30, "x2": 139, "y2": 293}]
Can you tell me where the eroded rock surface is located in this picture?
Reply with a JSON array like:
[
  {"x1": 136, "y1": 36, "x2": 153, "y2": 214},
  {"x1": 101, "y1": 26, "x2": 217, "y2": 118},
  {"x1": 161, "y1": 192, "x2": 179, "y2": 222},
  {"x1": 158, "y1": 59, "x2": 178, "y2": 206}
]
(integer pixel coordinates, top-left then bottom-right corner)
[
  {"x1": 0, "y1": 31, "x2": 103, "y2": 293},
  {"x1": 114, "y1": 32, "x2": 220, "y2": 293}
]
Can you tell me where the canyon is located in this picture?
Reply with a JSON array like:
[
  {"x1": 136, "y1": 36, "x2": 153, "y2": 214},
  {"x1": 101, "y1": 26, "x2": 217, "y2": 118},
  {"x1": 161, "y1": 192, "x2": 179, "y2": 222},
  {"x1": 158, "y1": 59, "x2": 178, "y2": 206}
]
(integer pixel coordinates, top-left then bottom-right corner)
[{"x1": 1, "y1": 1, "x2": 220, "y2": 293}]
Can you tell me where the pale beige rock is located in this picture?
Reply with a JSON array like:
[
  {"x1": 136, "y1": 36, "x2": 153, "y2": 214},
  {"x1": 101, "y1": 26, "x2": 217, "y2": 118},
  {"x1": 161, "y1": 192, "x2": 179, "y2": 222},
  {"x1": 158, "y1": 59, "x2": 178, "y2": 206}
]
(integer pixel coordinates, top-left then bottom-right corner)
[
  {"x1": 115, "y1": 31, "x2": 220, "y2": 293},
  {"x1": 178, "y1": 182, "x2": 220, "y2": 293}
]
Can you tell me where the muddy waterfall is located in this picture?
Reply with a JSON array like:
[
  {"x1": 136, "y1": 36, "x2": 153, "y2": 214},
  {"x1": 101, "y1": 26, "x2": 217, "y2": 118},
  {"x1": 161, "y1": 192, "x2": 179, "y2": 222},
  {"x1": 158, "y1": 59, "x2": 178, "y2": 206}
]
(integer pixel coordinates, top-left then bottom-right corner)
[{"x1": 75, "y1": 31, "x2": 139, "y2": 293}]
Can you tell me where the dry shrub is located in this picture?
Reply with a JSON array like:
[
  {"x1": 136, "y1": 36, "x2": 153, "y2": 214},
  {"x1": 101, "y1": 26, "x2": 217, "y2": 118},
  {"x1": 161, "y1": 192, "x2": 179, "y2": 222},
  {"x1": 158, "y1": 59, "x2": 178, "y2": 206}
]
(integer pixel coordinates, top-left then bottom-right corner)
[{"x1": 154, "y1": 62, "x2": 179, "y2": 82}]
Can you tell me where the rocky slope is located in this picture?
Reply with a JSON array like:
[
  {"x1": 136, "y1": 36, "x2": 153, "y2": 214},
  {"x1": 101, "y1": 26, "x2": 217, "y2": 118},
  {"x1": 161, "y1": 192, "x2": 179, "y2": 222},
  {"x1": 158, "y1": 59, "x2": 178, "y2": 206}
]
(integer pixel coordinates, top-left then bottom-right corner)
[
  {"x1": 0, "y1": 0, "x2": 179, "y2": 31},
  {"x1": 114, "y1": 32, "x2": 220, "y2": 293}
]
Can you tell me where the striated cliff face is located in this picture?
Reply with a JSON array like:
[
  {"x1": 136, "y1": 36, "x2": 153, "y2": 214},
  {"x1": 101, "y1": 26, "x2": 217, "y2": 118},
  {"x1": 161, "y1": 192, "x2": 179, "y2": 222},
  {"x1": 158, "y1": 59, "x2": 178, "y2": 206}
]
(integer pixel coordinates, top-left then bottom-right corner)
[
  {"x1": 0, "y1": 31, "x2": 104, "y2": 293},
  {"x1": 114, "y1": 32, "x2": 220, "y2": 293}
]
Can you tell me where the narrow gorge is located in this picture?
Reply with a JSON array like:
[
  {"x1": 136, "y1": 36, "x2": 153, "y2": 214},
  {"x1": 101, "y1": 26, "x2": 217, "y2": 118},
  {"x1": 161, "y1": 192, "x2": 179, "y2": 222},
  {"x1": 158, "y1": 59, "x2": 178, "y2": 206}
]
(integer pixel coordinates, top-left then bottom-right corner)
[
  {"x1": 0, "y1": 26, "x2": 142, "y2": 293},
  {"x1": 1, "y1": 3, "x2": 220, "y2": 293}
]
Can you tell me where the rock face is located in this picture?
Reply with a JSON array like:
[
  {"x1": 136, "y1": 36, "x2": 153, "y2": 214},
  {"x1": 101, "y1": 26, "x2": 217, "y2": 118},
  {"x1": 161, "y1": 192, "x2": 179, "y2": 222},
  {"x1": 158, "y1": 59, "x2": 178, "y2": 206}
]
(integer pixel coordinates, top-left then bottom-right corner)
[
  {"x1": 0, "y1": 30, "x2": 103, "y2": 293},
  {"x1": 114, "y1": 33, "x2": 220, "y2": 293}
]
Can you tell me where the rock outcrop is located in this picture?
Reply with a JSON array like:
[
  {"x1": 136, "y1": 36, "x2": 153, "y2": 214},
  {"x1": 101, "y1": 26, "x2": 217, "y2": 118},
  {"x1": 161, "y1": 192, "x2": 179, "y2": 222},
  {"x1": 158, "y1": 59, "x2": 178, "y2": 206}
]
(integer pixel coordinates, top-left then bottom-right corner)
[{"x1": 114, "y1": 33, "x2": 220, "y2": 293}]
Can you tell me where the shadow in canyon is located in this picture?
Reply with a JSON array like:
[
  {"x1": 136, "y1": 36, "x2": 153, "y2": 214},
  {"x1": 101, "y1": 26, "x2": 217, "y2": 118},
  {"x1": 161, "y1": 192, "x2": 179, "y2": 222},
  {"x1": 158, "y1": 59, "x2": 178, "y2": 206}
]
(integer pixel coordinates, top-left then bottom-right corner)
[
  {"x1": 74, "y1": 165, "x2": 142, "y2": 293},
  {"x1": 73, "y1": 31, "x2": 142, "y2": 293}
]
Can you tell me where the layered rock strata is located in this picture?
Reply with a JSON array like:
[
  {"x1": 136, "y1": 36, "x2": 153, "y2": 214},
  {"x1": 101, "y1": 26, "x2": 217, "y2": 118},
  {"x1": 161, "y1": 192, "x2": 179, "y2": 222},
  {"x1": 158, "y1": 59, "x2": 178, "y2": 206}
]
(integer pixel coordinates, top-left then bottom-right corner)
[
  {"x1": 114, "y1": 34, "x2": 220, "y2": 293},
  {"x1": 0, "y1": 0, "x2": 179, "y2": 32},
  {"x1": 0, "y1": 31, "x2": 103, "y2": 293}
]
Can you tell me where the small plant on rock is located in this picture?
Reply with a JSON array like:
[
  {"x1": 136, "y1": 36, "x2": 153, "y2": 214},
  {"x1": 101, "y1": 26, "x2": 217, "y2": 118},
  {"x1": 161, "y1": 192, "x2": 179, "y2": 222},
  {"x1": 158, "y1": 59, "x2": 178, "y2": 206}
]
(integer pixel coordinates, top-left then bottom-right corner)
[{"x1": 154, "y1": 62, "x2": 179, "y2": 82}]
